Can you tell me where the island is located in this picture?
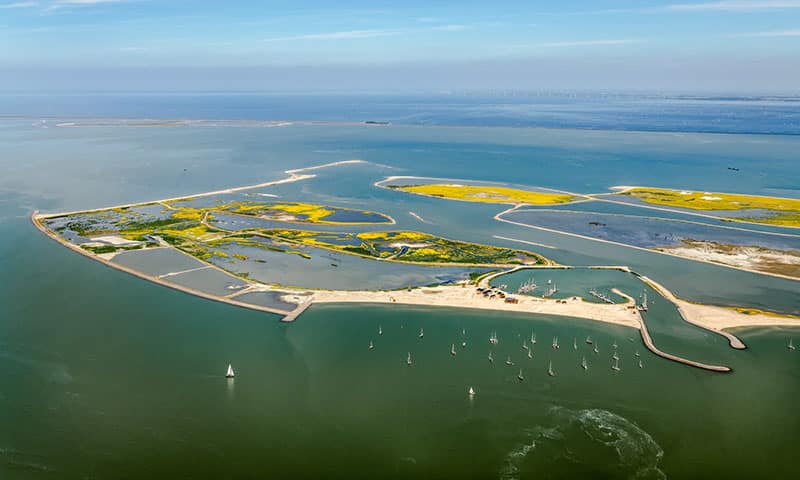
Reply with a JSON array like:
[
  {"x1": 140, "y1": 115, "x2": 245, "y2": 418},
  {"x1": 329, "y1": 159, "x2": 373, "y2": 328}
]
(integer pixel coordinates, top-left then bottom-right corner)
[{"x1": 31, "y1": 162, "x2": 800, "y2": 374}]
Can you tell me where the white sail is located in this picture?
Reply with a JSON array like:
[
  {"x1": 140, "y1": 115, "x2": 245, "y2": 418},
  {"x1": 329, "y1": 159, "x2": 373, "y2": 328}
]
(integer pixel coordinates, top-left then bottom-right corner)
[
  {"x1": 226, "y1": 364, "x2": 235, "y2": 378},
  {"x1": 468, "y1": 386, "x2": 475, "y2": 396}
]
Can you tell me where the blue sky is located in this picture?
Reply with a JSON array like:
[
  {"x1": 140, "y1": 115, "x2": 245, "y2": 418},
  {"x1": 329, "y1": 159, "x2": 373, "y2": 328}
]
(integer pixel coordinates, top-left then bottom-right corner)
[{"x1": 1, "y1": 0, "x2": 799, "y2": 92}]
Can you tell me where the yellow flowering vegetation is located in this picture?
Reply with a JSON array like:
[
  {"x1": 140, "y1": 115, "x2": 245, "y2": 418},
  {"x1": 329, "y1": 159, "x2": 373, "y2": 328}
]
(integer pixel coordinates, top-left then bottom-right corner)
[
  {"x1": 624, "y1": 187, "x2": 800, "y2": 227},
  {"x1": 393, "y1": 184, "x2": 575, "y2": 205}
]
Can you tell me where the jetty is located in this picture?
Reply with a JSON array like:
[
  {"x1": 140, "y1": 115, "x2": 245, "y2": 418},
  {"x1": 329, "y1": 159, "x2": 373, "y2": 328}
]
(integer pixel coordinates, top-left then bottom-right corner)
[{"x1": 613, "y1": 289, "x2": 732, "y2": 372}]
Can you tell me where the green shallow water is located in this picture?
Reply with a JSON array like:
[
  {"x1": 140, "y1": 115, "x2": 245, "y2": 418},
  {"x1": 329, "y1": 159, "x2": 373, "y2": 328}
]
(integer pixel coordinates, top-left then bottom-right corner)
[
  {"x1": 2, "y1": 254, "x2": 798, "y2": 478},
  {"x1": 2, "y1": 120, "x2": 800, "y2": 478}
]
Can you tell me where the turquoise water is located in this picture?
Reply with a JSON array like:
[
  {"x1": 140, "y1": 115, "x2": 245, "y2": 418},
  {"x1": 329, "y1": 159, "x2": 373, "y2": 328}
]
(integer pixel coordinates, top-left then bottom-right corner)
[{"x1": 1, "y1": 115, "x2": 800, "y2": 478}]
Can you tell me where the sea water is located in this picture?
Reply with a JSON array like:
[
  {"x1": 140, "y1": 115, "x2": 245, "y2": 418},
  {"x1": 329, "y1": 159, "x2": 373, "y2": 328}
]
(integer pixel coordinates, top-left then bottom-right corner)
[{"x1": 1, "y1": 95, "x2": 799, "y2": 478}]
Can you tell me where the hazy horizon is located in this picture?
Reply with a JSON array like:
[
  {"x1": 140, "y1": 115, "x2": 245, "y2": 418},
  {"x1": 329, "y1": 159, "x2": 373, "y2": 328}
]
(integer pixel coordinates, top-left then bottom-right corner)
[{"x1": 2, "y1": 0, "x2": 800, "y2": 94}]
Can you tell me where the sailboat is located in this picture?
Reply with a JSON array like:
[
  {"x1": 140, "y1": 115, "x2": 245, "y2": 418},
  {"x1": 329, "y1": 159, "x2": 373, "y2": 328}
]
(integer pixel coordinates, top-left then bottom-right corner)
[
  {"x1": 406, "y1": 352, "x2": 412, "y2": 366},
  {"x1": 527, "y1": 349, "x2": 533, "y2": 359},
  {"x1": 522, "y1": 342, "x2": 529, "y2": 350},
  {"x1": 369, "y1": 340, "x2": 374, "y2": 350},
  {"x1": 612, "y1": 352, "x2": 619, "y2": 361},
  {"x1": 581, "y1": 356, "x2": 588, "y2": 370},
  {"x1": 531, "y1": 333, "x2": 537, "y2": 345},
  {"x1": 517, "y1": 369, "x2": 524, "y2": 382},
  {"x1": 573, "y1": 338, "x2": 577, "y2": 350},
  {"x1": 419, "y1": 328, "x2": 424, "y2": 339},
  {"x1": 638, "y1": 291, "x2": 649, "y2": 312},
  {"x1": 451, "y1": 344, "x2": 457, "y2": 356},
  {"x1": 612, "y1": 341, "x2": 618, "y2": 350},
  {"x1": 789, "y1": 339, "x2": 796, "y2": 351},
  {"x1": 489, "y1": 331, "x2": 499, "y2": 345},
  {"x1": 612, "y1": 357, "x2": 621, "y2": 372},
  {"x1": 552, "y1": 337, "x2": 559, "y2": 350},
  {"x1": 517, "y1": 277, "x2": 537, "y2": 294},
  {"x1": 634, "y1": 350, "x2": 640, "y2": 357},
  {"x1": 547, "y1": 360, "x2": 555, "y2": 377},
  {"x1": 593, "y1": 344, "x2": 599, "y2": 354},
  {"x1": 585, "y1": 336, "x2": 593, "y2": 345},
  {"x1": 225, "y1": 364, "x2": 235, "y2": 378},
  {"x1": 468, "y1": 386, "x2": 475, "y2": 396},
  {"x1": 462, "y1": 328, "x2": 466, "y2": 336},
  {"x1": 378, "y1": 325, "x2": 383, "y2": 336},
  {"x1": 638, "y1": 359, "x2": 644, "y2": 368},
  {"x1": 488, "y1": 352, "x2": 494, "y2": 363},
  {"x1": 505, "y1": 356, "x2": 514, "y2": 366}
]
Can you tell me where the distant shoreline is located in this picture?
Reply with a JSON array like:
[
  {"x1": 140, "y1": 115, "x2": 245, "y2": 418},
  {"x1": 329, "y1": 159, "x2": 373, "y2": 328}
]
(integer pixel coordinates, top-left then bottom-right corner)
[{"x1": 4, "y1": 114, "x2": 800, "y2": 138}]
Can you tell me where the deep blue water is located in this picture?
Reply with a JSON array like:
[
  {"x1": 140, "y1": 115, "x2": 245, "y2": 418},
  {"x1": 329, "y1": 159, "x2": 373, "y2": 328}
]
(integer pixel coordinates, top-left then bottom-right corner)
[{"x1": 2, "y1": 93, "x2": 800, "y2": 135}]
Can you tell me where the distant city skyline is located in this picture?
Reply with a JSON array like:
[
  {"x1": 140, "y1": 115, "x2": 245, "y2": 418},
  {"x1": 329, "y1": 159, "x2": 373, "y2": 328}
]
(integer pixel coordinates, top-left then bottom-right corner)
[{"x1": 1, "y1": 0, "x2": 799, "y2": 93}]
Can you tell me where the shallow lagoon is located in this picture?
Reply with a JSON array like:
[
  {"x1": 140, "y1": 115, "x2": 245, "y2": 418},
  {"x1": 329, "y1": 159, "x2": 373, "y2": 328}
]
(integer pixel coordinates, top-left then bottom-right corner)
[
  {"x1": 208, "y1": 239, "x2": 490, "y2": 290},
  {"x1": 164, "y1": 266, "x2": 248, "y2": 297},
  {"x1": 111, "y1": 247, "x2": 205, "y2": 277},
  {"x1": 504, "y1": 208, "x2": 800, "y2": 250}
]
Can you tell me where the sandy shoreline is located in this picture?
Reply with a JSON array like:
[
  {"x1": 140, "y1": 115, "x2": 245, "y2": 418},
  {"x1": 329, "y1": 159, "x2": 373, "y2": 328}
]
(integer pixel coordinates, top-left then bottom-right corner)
[
  {"x1": 35, "y1": 159, "x2": 366, "y2": 219},
  {"x1": 310, "y1": 284, "x2": 642, "y2": 329}
]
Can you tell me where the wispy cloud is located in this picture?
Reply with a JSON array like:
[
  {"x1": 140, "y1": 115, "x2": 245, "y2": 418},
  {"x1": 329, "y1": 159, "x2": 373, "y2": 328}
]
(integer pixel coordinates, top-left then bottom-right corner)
[
  {"x1": 0, "y1": 1, "x2": 37, "y2": 8},
  {"x1": 263, "y1": 24, "x2": 470, "y2": 42},
  {"x1": 54, "y1": 0, "x2": 122, "y2": 4},
  {"x1": 668, "y1": 1, "x2": 800, "y2": 11},
  {"x1": 431, "y1": 24, "x2": 468, "y2": 32},
  {"x1": 538, "y1": 38, "x2": 643, "y2": 47},
  {"x1": 734, "y1": 29, "x2": 800, "y2": 37},
  {"x1": 264, "y1": 28, "x2": 404, "y2": 42}
]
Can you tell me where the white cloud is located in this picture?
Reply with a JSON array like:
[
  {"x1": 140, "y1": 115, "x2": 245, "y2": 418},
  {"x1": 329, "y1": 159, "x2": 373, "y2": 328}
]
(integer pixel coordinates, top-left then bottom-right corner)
[
  {"x1": 54, "y1": 0, "x2": 122, "y2": 4},
  {"x1": 735, "y1": 29, "x2": 800, "y2": 37},
  {"x1": 668, "y1": 1, "x2": 800, "y2": 11},
  {"x1": 431, "y1": 24, "x2": 468, "y2": 32},
  {"x1": 538, "y1": 38, "x2": 643, "y2": 47},
  {"x1": 0, "y1": 1, "x2": 37, "y2": 8},
  {"x1": 264, "y1": 29, "x2": 404, "y2": 42},
  {"x1": 263, "y1": 24, "x2": 470, "y2": 42}
]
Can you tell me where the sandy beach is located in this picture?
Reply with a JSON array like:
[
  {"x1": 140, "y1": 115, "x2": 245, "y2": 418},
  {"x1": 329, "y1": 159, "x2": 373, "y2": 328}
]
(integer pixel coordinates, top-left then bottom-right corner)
[{"x1": 310, "y1": 284, "x2": 642, "y2": 329}]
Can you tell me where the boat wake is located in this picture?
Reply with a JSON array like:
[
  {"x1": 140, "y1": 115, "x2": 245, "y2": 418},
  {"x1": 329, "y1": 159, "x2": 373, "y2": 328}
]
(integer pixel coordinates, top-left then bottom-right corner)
[{"x1": 500, "y1": 406, "x2": 665, "y2": 480}]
